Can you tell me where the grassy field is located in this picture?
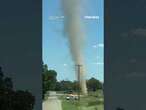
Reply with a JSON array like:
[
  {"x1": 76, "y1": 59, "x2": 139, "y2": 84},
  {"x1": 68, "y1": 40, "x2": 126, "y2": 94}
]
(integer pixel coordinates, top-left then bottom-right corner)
[
  {"x1": 62, "y1": 100, "x2": 103, "y2": 110},
  {"x1": 60, "y1": 90, "x2": 104, "y2": 110}
]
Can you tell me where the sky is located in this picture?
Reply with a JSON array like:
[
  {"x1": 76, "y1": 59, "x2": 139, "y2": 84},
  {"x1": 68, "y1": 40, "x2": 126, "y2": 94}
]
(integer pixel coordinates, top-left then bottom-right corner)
[{"x1": 43, "y1": 0, "x2": 104, "y2": 82}]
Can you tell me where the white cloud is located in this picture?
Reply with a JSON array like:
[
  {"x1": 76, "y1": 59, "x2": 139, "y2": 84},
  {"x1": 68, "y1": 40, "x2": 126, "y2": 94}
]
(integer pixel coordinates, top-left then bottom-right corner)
[
  {"x1": 92, "y1": 43, "x2": 104, "y2": 48},
  {"x1": 92, "y1": 62, "x2": 104, "y2": 65},
  {"x1": 63, "y1": 63, "x2": 67, "y2": 66},
  {"x1": 49, "y1": 16, "x2": 64, "y2": 20},
  {"x1": 48, "y1": 15, "x2": 99, "y2": 21},
  {"x1": 97, "y1": 62, "x2": 104, "y2": 65},
  {"x1": 84, "y1": 16, "x2": 99, "y2": 20},
  {"x1": 98, "y1": 43, "x2": 104, "y2": 48},
  {"x1": 92, "y1": 44, "x2": 98, "y2": 48}
]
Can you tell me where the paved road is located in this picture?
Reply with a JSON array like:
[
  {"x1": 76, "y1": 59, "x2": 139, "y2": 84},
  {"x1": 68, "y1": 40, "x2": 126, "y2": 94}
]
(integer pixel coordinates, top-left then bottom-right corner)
[{"x1": 43, "y1": 92, "x2": 62, "y2": 110}]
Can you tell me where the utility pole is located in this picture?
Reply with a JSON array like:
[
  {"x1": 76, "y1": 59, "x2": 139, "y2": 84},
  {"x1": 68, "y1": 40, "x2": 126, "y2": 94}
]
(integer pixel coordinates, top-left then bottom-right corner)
[{"x1": 75, "y1": 64, "x2": 82, "y2": 101}]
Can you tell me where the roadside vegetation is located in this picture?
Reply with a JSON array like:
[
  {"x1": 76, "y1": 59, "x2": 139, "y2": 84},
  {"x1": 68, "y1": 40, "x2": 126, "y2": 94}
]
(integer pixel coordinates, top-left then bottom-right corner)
[
  {"x1": 43, "y1": 63, "x2": 104, "y2": 110},
  {"x1": 60, "y1": 90, "x2": 104, "y2": 110}
]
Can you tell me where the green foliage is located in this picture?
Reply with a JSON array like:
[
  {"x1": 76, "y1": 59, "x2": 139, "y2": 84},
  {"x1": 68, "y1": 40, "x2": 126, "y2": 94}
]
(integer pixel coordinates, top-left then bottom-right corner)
[
  {"x1": 88, "y1": 101, "x2": 98, "y2": 106},
  {"x1": 55, "y1": 81, "x2": 62, "y2": 91},
  {"x1": 59, "y1": 80, "x2": 73, "y2": 91},
  {"x1": 54, "y1": 80, "x2": 79, "y2": 92},
  {"x1": 61, "y1": 93, "x2": 104, "y2": 110},
  {"x1": 43, "y1": 64, "x2": 57, "y2": 98},
  {"x1": 54, "y1": 78, "x2": 103, "y2": 92},
  {"x1": 72, "y1": 81, "x2": 79, "y2": 91},
  {"x1": 62, "y1": 99, "x2": 78, "y2": 110},
  {"x1": 87, "y1": 77, "x2": 103, "y2": 91},
  {"x1": 42, "y1": 64, "x2": 103, "y2": 98}
]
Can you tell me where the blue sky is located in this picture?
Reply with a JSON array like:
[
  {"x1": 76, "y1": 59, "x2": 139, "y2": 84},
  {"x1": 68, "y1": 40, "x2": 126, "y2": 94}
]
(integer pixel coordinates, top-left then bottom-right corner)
[{"x1": 43, "y1": 0, "x2": 104, "y2": 82}]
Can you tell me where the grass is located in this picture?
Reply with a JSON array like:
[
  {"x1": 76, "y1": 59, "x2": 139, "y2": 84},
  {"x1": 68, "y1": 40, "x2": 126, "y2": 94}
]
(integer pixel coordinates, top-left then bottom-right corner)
[
  {"x1": 60, "y1": 91, "x2": 104, "y2": 110},
  {"x1": 62, "y1": 99, "x2": 103, "y2": 110},
  {"x1": 62, "y1": 100, "x2": 79, "y2": 110}
]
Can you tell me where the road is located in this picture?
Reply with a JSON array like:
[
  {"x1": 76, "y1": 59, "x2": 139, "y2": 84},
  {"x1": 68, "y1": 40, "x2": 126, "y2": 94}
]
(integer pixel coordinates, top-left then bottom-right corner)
[{"x1": 43, "y1": 91, "x2": 62, "y2": 110}]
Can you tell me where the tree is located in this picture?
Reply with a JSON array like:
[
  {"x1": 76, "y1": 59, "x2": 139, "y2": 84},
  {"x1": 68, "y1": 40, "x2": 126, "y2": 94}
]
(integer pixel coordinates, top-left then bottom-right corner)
[
  {"x1": 43, "y1": 70, "x2": 57, "y2": 90},
  {"x1": 72, "y1": 81, "x2": 78, "y2": 92},
  {"x1": 55, "y1": 81, "x2": 62, "y2": 91},
  {"x1": 87, "y1": 77, "x2": 103, "y2": 91},
  {"x1": 116, "y1": 107, "x2": 125, "y2": 110},
  {"x1": 4, "y1": 77, "x2": 13, "y2": 90},
  {"x1": 59, "y1": 80, "x2": 73, "y2": 91},
  {"x1": 12, "y1": 90, "x2": 35, "y2": 110},
  {"x1": 43, "y1": 64, "x2": 57, "y2": 98},
  {"x1": 0, "y1": 66, "x2": 35, "y2": 110},
  {"x1": 0, "y1": 66, "x2": 4, "y2": 89}
]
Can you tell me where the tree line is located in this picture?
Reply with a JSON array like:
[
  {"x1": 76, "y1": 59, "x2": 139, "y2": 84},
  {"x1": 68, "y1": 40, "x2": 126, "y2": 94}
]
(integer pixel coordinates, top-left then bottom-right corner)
[
  {"x1": 43, "y1": 64, "x2": 103, "y2": 98},
  {"x1": 0, "y1": 66, "x2": 35, "y2": 110}
]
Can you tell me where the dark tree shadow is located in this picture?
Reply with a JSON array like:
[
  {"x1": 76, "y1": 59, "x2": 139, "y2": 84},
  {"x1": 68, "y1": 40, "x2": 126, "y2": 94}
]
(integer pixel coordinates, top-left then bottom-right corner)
[
  {"x1": 116, "y1": 107, "x2": 125, "y2": 110},
  {"x1": 0, "y1": 66, "x2": 35, "y2": 110}
]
